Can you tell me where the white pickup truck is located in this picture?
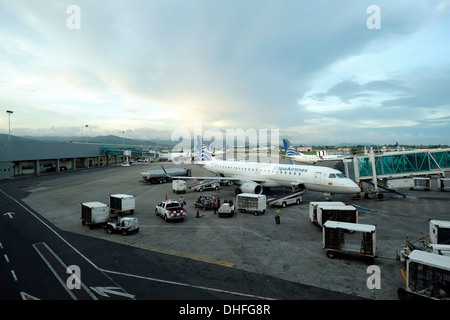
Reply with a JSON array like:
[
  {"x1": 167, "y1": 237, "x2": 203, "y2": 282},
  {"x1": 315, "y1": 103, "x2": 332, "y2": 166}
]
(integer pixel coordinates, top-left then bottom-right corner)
[{"x1": 155, "y1": 200, "x2": 187, "y2": 222}]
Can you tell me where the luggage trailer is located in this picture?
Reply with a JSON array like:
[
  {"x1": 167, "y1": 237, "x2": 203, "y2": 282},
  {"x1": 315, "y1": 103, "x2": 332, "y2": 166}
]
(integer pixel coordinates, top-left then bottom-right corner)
[
  {"x1": 398, "y1": 250, "x2": 450, "y2": 300},
  {"x1": 322, "y1": 221, "x2": 376, "y2": 263}
]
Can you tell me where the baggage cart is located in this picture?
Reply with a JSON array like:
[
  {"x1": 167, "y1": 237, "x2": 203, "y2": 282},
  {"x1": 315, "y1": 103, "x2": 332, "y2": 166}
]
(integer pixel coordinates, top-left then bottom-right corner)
[
  {"x1": 398, "y1": 250, "x2": 450, "y2": 300},
  {"x1": 322, "y1": 221, "x2": 376, "y2": 263}
]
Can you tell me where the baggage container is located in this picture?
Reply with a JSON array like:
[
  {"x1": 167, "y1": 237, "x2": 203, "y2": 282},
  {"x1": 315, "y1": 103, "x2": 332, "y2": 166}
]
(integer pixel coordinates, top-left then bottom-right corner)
[
  {"x1": 81, "y1": 202, "x2": 109, "y2": 228},
  {"x1": 110, "y1": 194, "x2": 135, "y2": 215},
  {"x1": 236, "y1": 193, "x2": 266, "y2": 216}
]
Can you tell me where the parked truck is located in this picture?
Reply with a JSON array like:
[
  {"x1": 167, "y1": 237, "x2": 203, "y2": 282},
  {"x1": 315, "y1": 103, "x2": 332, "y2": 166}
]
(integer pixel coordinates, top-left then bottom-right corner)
[
  {"x1": 155, "y1": 200, "x2": 187, "y2": 222},
  {"x1": 172, "y1": 179, "x2": 187, "y2": 194},
  {"x1": 80, "y1": 201, "x2": 109, "y2": 229},
  {"x1": 309, "y1": 201, "x2": 358, "y2": 228},
  {"x1": 235, "y1": 193, "x2": 266, "y2": 216},
  {"x1": 109, "y1": 194, "x2": 135, "y2": 215},
  {"x1": 140, "y1": 167, "x2": 191, "y2": 184}
]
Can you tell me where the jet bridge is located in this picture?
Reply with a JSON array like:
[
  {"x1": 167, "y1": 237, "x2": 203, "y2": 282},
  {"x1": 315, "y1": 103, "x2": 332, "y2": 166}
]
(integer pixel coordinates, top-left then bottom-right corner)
[{"x1": 345, "y1": 148, "x2": 450, "y2": 195}]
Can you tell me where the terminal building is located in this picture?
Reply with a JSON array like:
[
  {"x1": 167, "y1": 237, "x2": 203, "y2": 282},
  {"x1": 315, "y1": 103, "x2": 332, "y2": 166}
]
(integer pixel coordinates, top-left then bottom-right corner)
[{"x1": 0, "y1": 139, "x2": 157, "y2": 180}]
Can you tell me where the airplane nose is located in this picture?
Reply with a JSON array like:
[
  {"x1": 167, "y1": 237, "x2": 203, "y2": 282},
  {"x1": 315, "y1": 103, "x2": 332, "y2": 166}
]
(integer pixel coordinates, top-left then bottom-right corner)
[{"x1": 348, "y1": 181, "x2": 361, "y2": 193}]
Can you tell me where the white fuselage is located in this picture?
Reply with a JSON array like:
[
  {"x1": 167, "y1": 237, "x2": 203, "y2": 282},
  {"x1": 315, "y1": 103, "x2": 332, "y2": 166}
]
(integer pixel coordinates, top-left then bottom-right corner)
[
  {"x1": 203, "y1": 160, "x2": 360, "y2": 195},
  {"x1": 287, "y1": 154, "x2": 346, "y2": 164}
]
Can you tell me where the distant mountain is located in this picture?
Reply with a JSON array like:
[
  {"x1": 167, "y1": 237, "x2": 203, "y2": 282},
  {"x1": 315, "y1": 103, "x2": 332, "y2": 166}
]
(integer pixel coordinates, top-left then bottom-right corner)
[
  {"x1": 0, "y1": 133, "x2": 36, "y2": 142},
  {"x1": 336, "y1": 142, "x2": 379, "y2": 147}
]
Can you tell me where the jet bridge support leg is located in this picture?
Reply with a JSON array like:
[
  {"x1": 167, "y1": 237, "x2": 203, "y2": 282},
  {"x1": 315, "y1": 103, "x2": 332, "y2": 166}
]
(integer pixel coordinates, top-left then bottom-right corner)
[{"x1": 369, "y1": 148, "x2": 379, "y2": 194}]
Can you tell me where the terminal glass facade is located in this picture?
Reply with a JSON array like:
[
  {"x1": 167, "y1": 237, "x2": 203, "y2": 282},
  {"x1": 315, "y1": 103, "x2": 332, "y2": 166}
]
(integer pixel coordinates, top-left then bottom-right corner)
[{"x1": 358, "y1": 150, "x2": 450, "y2": 179}]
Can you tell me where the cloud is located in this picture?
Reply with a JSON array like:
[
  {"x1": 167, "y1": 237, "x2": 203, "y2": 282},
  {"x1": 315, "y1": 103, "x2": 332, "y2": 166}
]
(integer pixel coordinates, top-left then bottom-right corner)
[{"x1": 0, "y1": 1, "x2": 449, "y2": 146}]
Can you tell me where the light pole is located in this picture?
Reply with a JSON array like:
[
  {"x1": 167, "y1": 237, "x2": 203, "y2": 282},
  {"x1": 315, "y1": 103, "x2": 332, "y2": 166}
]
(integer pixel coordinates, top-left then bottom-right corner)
[{"x1": 6, "y1": 110, "x2": 13, "y2": 141}]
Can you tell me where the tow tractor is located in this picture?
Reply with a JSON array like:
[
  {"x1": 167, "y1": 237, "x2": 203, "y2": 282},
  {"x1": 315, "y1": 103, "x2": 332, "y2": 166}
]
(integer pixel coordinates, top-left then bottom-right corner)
[
  {"x1": 218, "y1": 200, "x2": 235, "y2": 218},
  {"x1": 105, "y1": 216, "x2": 139, "y2": 235},
  {"x1": 267, "y1": 190, "x2": 304, "y2": 207}
]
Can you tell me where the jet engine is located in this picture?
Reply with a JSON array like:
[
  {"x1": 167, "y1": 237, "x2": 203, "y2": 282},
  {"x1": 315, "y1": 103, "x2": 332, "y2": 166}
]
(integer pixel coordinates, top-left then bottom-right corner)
[{"x1": 235, "y1": 181, "x2": 263, "y2": 195}]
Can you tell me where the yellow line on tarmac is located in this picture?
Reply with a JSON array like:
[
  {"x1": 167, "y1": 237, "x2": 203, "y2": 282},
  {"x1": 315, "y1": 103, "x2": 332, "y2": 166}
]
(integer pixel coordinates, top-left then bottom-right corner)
[{"x1": 134, "y1": 243, "x2": 234, "y2": 268}]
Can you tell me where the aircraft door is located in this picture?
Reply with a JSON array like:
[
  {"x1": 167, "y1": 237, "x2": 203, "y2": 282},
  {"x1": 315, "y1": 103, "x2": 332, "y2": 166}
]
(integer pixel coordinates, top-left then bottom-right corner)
[{"x1": 314, "y1": 172, "x2": 322, "y2": 185}]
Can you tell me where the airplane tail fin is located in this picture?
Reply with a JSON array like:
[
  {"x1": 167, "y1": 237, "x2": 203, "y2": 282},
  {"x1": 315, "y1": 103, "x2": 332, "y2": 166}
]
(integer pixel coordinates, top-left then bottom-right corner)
[
  {"x1": 200, "y1": 147, "x2": 213, "y2": 162},
  {"x1": 195, "y1": 135, "x2": 213, "y2": 163},
  {"x1": 282, "y1": 139, "x2": 301, "y2": 157}
]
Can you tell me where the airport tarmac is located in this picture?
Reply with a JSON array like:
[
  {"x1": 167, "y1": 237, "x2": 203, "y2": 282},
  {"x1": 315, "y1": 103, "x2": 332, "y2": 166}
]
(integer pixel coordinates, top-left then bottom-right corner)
[{"x1": 11, "y1": 161, "x2": 450, "y2": 300}]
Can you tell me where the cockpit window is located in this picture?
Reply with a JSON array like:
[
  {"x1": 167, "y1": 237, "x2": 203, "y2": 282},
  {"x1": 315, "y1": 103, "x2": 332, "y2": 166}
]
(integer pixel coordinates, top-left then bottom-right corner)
[{"x1": 329, "y1": 173, "x2": 346, "y2": 178}]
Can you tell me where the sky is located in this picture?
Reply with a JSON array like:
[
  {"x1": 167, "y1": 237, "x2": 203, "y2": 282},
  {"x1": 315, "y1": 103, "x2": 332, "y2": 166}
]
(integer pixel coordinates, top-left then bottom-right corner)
[{"x1": 0, "y1": 0, "x2": 449, "y2": 146}]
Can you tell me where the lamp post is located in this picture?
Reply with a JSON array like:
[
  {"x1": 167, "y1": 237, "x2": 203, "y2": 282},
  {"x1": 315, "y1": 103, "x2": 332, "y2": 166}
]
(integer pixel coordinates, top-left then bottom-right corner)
[{"x1": 6, "y1": 110, "x2": 13, "y2": 141}]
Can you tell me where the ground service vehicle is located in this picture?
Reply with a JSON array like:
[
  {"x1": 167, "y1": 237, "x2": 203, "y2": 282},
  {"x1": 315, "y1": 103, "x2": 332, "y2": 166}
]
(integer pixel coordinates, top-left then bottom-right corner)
[
  {"x1": 155, "y1": 200, "x2": 187, "y2": 221},
  {"x1": 267, "y1": 190, "x2": 304, "y2": 207},
  {"x1": 105, "y1": 216, "x2": 139, "y2": 235},
  {"x1": 192, "y1": 181, "x2": 220, "y2": 192},
  {"x1": 218, "y1": 200, "x2": 235, "y2": 218},
  {"x1": 236, "y1": 193, "x2": 266, "y2": 216},
  {"x1": 323, "y1": 221, "x2": 376, "y2": 262},
  {"x1": 429, "y1": 220, "x2": 450, "y2": 245},
  {"x1": 141, "y1": 167, "x2": 191, "y2": 184},
  {"x1": 427, "y1": 220, "x2": 450, "y2": 256},
  {"x1": 109, "y1": 194, "x2": 135, "y2": 215},
  {"x1": 81, "y1": 202, "x2": 109, "y2": 229},
  {"x1": 194, "y1": 194, "x2": 216, "y2": 210},
  {"x1": 398, "y1": 250, "x2": 450, "y2": 300},
  {"x1": 172, "y1": 180, "x2": 187, "y2": 194}
]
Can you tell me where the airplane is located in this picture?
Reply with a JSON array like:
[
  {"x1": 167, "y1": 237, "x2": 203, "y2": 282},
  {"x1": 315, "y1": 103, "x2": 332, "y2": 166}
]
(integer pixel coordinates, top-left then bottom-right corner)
[
  {"x1": 211, "y1": 144, "x2": 229, "y2": 157},
  {"x1": 172, "y1": 137, "x2": 361, "y2": 199},
  {"x1": 282, "y1": 139, "x2": 350, "y2": 165},
  {"x1": 163, "y1": 136, "x2": 206, "y2": 163},
  {"x1": 158, "y1": 151, "x2": 186, "y2": 161}
]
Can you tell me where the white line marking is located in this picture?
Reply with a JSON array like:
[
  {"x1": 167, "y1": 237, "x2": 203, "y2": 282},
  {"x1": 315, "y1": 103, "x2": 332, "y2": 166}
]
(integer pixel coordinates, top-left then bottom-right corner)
[
  {"x1": 100, "y1": 268, "x2": 275, "y2": 300},
  {"x1": 0, "y1": 189, "x2": 132, "y2": 299},
  {"x1": 4, "y1": 254, "x2": 9, "y2": 263},
  {"x1": 0, "y1": 189, "x2": 272, "y2": 300},
  {"x1": 32, "y1": 242, "x2": 98, "y2": 300},
  {"x1": 11, "y1": 270, "x2": 18, "y2": 281}
]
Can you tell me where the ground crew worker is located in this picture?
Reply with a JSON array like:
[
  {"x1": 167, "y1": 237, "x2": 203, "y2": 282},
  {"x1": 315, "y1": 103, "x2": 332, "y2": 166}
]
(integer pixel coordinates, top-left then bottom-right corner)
[
  {"x1": 275, "y1": 208, "x2": 280, "y2": 224},
  {"x1": 179, "y1": 196, "x2": 186, "y2": 209}
]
